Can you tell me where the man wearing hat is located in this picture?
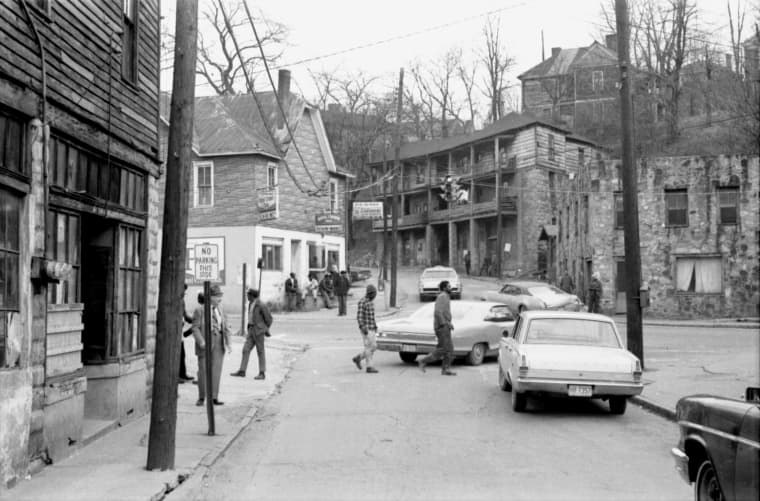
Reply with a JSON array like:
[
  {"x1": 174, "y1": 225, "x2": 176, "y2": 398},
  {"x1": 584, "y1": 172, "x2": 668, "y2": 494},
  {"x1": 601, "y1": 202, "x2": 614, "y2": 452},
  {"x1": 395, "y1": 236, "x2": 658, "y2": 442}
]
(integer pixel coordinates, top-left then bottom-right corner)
[
  {"x1": 191, "y1": 284, "x2": 231, "y2": 406},
  {"x1": 231, "y1": 288, "x2": 272, "y2": 380},
  {"x1": 352, "y1": 284, "x2": 379, "y2": 373}
]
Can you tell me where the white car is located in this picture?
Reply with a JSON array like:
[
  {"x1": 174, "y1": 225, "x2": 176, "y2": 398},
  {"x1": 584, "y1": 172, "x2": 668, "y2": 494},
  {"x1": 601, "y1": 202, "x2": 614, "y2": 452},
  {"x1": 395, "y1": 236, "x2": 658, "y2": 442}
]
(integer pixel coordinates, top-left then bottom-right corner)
[
  {"x1": 482, "y1": 280, "x2": 583, "y2": 313},
  {"x1": 498, "y1": 310, "x2": 643, "y2": 414},
  {"x1": 377, "y1": 300, "x2": 515, "y2": 365},
  {"x1": 418, "y1": 266, "x2": 461, "y2": 301}
]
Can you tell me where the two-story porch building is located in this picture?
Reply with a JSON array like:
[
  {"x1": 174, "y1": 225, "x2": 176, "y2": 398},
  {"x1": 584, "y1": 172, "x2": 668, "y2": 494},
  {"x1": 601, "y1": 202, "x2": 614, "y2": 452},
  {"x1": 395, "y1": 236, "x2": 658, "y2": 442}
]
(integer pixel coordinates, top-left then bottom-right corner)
[{"x1": 366, "y1": 113, "x2": 597, "y2": 281}]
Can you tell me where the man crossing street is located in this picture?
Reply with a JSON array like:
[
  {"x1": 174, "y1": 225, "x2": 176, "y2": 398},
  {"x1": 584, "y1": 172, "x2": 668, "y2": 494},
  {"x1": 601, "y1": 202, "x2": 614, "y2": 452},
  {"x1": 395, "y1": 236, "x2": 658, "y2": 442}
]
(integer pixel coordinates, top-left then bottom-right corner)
[
  {"x1": 418, "y1": 280, "x2": 457, "y2": 376},
  {"x1": 231, "y1": 288, "x2": 272, "y2": 381}
]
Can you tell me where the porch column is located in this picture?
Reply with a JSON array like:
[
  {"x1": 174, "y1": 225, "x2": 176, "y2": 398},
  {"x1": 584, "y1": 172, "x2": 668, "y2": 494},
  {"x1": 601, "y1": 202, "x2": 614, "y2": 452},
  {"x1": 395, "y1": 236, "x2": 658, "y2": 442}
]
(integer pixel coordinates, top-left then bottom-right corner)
[{"x1": 425, "y1": 224, "x2": 434, "y2": 267}]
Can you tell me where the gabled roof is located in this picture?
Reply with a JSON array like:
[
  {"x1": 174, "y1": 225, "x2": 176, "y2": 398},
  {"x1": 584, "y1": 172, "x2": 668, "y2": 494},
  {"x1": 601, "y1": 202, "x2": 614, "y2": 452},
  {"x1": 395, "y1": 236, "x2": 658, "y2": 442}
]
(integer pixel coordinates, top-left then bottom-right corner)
[
  {"x1": 370, "y1": 112, "x2": 571, "y2": 163},
  {"x1": 518, "y1": 41, "x2": 617, "y2": 80}
]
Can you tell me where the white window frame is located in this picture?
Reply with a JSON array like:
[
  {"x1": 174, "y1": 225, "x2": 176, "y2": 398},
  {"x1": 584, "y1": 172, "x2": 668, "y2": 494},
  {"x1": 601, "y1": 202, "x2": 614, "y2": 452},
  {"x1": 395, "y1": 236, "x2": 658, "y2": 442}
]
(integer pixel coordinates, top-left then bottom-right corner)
[
  {"x1": 592, "y1": 70, "x2": 604, "y2": 92},
  {"x1": 193, "y1": 161, "x2": 214, "y2": 208},
  {"x1": 267, "y1": 162, "x2": 278, "y2": 189},
  {"x1": 261, "y1": 237, "x2": 283, "y2": 271},
  {"x1": 329, "y1": 178, "x2": 339, "y2": 213}
]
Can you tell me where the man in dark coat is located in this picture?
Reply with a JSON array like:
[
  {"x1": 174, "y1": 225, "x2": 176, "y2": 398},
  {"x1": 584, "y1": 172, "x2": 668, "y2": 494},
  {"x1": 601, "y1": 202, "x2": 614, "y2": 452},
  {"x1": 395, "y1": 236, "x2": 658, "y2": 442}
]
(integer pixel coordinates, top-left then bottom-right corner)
[
  {"x1": 284, "y1": 272, "x2": 298, "y2": 312},
  {"x1": 588, "y1": 272, "x2": 603, "y2": 313},
  {"x1": 334, "y1": 270, "x2": 351, "y2": 316},
  {"x1": 231, "y1": 288, "x2": 272, "y2": 380},
  {"x1": 418, "y1": 281, "x2": 456, "y2": 376},
  {"x1": 559, "y1": 272, "x2": 574, "y2": 294},
  {"x1": 192, "y1": 285, "x2": 231, "y2": 406}
]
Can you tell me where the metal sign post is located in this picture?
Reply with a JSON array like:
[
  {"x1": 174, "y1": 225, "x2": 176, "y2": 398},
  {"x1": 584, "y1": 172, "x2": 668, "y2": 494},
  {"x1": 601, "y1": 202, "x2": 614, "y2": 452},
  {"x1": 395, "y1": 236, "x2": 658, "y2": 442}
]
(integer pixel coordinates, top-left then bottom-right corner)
[{"x1": 202, "y1": 281, "x2": 214, "y2": 435}]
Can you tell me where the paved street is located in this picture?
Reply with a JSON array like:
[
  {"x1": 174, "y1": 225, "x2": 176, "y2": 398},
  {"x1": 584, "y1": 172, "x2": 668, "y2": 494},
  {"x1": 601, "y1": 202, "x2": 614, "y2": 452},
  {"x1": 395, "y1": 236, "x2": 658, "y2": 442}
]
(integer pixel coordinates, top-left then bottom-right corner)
[{"x1": 170, "y1": 313, "x2": 690, "y2": 501}]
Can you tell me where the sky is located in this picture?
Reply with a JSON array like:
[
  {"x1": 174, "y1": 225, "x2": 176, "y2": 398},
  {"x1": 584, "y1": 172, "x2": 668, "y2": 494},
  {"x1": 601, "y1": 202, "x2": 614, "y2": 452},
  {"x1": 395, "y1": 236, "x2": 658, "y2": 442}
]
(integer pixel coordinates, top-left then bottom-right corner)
[{"x1": 160, "y1": 0, "x2": 739, "y2": 106}]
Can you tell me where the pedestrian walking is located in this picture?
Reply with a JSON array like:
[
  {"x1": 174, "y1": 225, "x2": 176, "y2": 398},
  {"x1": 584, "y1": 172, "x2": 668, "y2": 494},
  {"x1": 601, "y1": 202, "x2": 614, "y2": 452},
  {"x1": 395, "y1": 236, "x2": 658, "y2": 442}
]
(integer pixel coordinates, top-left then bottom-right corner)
[
  {"x1": 418, "y1": 280, "x2": 457, "y2": 376},
  {"x1": 178, "y1": 284, "x2": 195, "y2": 383},
  {"x1": 334, "y1": 270, "x2": 350, "y2": 316},
  {"x1": 588, "y1": 272, "x2": 603, "y2": 313},
  {"x1": 284, "y1": 272, "x2": 299, "y2": 312},
  {"x1": 559, "y1": 271, "x2": 574, "y2": 294},
  {"x1": 464, "y1": 250, "x2": 471, "y2": 276},
  {"x1": 192, "y1": 285, "x2": 231, "y2": 406},
  {"x1": 231, "y1": 288, "x2": 272, "y2": 380},
  {"x1": 352, "y1": 284, "x2": 379, "y2": 373}
]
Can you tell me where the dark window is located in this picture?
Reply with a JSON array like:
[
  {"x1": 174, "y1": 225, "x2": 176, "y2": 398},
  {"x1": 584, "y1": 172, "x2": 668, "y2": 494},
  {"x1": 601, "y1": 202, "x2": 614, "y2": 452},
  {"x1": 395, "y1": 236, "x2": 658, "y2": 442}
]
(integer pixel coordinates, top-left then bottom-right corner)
[
  {"x1": 122, "y1": 0, "x2": 138, "y2": 82},
  {"x1": 578, "y1": 148, "x2": 585, "y2": 167},
  {"x1": 0, "y1": 188, "x2": 21, "y2": 367},
  {"x1": 614, "y1": 192, "x2": 624, "y2": 229},
  {"x1": 261, "y1": 243, "x2": 282, "y2": 271},
  {"x1": 548, "y1": 135, "x2": 555, "y2": 162},
  {"x1": 558, "y1": 210, "x2": 563, "y2": 241},
  {"x1": 665, "y1": 189, "x2": 688, "y2": 226},
  {"x1": 114, "y1": 226, "x2": 142, "y2": 357},
  {"x1": 583, "y1": 195, "x2": 589, "y2": 234},
  {"x1": 718, "y1": 187, "x2": 739, "y2": 225},
  {"x1": 0, "y1": 111, "x2": 26, "y2": 178},
  {"x1": 46, "y1": 209, "x2": 81, "y2": 305}
]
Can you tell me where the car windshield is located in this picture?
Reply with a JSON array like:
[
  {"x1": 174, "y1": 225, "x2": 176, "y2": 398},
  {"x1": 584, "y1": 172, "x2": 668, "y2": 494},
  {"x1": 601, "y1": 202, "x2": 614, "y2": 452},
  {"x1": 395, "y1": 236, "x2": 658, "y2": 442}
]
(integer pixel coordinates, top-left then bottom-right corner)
[
  {"x1": 422, "y1": 270, "x2": 456, "y2": 279},
  {"x1": 527, "y1": 285, "x2": 570, "y2": 301},
  {"x1": 524, "y1": 318, "x2": 621, "y2": 348}
]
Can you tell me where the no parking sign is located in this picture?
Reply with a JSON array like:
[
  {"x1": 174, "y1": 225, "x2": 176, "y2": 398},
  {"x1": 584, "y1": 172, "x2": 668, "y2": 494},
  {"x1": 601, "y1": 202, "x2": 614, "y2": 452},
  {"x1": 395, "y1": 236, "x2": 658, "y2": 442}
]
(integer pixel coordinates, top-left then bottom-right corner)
[{"x1": 194, "y1": 243, "x2": 219, "y2": 282}]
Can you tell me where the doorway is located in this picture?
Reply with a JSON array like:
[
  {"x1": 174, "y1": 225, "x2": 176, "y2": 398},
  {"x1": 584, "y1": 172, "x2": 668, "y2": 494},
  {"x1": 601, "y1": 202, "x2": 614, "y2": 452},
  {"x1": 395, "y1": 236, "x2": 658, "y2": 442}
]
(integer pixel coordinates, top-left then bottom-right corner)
[{"x1": 81, "y1": 216, "x2": 115, "y2": 363}]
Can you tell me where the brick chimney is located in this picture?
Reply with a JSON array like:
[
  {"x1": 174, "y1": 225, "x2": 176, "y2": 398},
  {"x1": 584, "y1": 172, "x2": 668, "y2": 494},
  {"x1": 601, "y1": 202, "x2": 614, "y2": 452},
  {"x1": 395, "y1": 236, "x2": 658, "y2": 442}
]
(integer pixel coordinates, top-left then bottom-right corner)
[
  {"x1": 605, "y1": 33, "x2": 618, "y2": 53},
  {"x1": 277, "y1": 69, "x2": 291, "y2": 128},
  {"x1": 551, "y1": 47, "x2": 561, "y2": 58}
]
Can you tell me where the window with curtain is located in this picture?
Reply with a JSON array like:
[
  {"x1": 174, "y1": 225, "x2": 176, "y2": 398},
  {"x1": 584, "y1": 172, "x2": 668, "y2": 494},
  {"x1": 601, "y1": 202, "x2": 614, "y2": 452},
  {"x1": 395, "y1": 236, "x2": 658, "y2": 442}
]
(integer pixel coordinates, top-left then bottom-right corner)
[
  {"x1": 676, "y1": 257, "x2": 722, "y2": 294},
  {"x1": 665, "y1": 189, "x2": 688, "y2": 226},
  {"x1": 718, "y1": 187, "x2": 739, "y2": 225},
  {"x1": 46, "y1": 209, "x2": 81, "y2": 305},
  {"x1": 614, "y1": 192, "x2": 624, "y2": 229}
]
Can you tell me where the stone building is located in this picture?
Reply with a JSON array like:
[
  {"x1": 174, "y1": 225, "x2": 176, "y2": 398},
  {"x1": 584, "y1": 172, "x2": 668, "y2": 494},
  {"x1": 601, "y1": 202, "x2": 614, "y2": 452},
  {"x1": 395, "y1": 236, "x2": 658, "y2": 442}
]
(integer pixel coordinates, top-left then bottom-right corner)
[
  {"x1": 555, "y1": 155, "x2": 759, "y2": 318},
  {"x1": 365, "y1": 113, "x2": 598, "y2": 280},
  {"x1": 160, "y1": 71, "x2": 350, "y2": 313},
  {"x1": 1, "y1": 1, "x2": 162, "y2": 490}
]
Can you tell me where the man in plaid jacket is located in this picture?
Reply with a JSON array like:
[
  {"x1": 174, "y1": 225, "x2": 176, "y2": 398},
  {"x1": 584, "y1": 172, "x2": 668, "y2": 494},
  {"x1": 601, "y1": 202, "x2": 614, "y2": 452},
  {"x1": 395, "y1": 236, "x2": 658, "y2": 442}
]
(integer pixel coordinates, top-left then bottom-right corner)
[{"x1": 352, "y1": 284, "x2": 379, "y2": 374}]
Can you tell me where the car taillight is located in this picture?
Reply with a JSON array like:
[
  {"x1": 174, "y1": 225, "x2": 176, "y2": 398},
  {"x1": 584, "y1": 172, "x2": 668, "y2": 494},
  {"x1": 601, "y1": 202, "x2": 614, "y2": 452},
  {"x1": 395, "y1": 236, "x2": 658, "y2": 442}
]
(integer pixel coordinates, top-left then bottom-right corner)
[
  {"x1": 518, "y1": 354, "x2": 529, "y2": 377},
  {"x1": 633, "y1": 359, "x2": 642, "y2": 382}
]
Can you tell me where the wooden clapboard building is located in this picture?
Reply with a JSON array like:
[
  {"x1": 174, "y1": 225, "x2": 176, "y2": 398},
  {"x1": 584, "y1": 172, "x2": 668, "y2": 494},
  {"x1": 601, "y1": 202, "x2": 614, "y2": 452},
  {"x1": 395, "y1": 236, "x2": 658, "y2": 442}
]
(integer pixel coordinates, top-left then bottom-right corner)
[{"x1": 0, "y1": 0, "x2": 161, "y2": 489}]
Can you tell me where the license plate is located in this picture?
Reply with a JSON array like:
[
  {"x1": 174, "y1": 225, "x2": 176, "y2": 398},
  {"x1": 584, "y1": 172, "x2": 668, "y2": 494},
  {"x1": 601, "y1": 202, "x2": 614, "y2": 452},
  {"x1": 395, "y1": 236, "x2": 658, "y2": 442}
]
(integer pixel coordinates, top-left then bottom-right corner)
[
  {"x1": 568, "y1": 385, "x2": 593, "y2": 397},
  {"x1": 401, "y1": 344, "x2": 417, "y2": 353}
]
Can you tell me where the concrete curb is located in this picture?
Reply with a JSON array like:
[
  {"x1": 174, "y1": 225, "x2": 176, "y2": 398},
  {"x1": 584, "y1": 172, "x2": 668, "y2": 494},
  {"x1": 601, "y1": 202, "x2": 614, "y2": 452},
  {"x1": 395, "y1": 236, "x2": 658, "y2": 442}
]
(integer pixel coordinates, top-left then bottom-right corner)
[
  {"x1": 618, "y1": 320, "x2": 760, "y2": 330},
  {"x1": 630, "y1": 396, "x2": 676, "y2": 422}
]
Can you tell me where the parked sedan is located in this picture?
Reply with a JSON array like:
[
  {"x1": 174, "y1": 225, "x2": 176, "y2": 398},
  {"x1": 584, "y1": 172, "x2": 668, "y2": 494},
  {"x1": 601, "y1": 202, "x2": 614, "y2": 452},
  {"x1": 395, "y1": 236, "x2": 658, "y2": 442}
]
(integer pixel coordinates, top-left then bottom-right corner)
[
  {"x1": 498, "y1": 310, "x2": 643, "y2": 414},
  {"x1": 376, "y1": 300, "x2": 515, "y2": 365},
  {"x1": 671, "y1": 387, "x2": 759, "y2": 501},
  {"x1": 418, "y1": 266, "x2": 462, "y2": 301},
  {"x1": 482, "y1": 280, "x2": 583, "y2": 313}
]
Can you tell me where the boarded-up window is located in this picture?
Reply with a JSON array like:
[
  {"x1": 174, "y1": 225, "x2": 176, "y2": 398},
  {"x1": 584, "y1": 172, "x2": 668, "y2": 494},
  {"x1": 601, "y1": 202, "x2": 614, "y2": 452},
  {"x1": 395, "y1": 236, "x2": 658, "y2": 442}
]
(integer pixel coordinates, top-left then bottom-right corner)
[
  {"x1": 665, "y1": 189, "x2": 688, "y2": 226},
  {"x1": 614, "y1": 192, "x2": 624, "y2": 229},
  {"x1": 46, "y1": 209, "x2": 81, "y2": 305},
  {"x1": 718, "y1": 187, "x2": 739, "y2": 224},
  {"x1": 676, "y1": 257, "x2": 721, "y2": 294}
]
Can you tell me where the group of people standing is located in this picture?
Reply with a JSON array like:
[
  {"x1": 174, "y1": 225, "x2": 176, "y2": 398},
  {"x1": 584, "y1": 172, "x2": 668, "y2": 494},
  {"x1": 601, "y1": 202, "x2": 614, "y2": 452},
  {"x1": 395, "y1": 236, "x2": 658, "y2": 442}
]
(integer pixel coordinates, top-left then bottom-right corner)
[{"x1": 558, "y1": 270, "x2": 603, "y2": 313}]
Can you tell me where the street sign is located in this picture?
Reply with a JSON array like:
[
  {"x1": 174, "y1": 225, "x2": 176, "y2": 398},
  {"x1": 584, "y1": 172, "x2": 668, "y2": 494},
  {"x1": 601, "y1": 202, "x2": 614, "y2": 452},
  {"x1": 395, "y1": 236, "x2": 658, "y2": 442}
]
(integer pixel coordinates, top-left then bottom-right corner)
[
  {"x1": 352, "y1": 201, "x2": 384, "y2": 220},
  {"x1": 194, "y1": 244, "x2": 219, "y2": 281}
]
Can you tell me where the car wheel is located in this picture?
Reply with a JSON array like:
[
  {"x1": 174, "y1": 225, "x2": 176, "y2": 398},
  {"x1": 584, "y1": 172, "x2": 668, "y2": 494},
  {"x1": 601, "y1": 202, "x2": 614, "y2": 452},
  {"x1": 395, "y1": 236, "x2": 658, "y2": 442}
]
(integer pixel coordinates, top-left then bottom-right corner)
[
  {"x1": 512, "y1": 391, "x2": 527, "y2": 412},
  {"x1": 695, "y1": 459, "x2": 724, "y2": 501},
  {"x1": 399, "y1": 352, "x2": 418, "y2": 364},
  {"x1": 609, "y1": 396, "x2": 627, "y2": 415},
  {"x1": 498, "y1": 365, "x2": 512, "y2": 392},
  {"x1": 466, "y1": 343, "x2": 486, "y2": 366}
]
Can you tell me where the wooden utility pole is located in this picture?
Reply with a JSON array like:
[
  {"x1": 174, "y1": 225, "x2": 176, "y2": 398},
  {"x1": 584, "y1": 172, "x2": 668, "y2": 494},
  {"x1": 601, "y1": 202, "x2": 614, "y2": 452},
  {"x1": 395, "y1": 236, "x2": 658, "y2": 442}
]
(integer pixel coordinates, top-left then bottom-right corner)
[
  {"x1": 147, "y1": 0, "x2": 198, "y2": 470},
  {"x1": 615, "y1": 0, "x2": 644, "y2": 367},
  {"x1": 390, "y1": 68, "x2": 403, "y2": 307}
]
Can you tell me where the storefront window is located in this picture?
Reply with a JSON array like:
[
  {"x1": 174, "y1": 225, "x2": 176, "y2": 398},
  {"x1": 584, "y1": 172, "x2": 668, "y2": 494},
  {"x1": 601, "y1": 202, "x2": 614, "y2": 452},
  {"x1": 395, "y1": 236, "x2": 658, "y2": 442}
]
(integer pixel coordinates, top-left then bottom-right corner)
[
  {"x1": 46, "y1": 209, "x2": 81, "y2": 304},
  {"x1": 0, "y1": 188, "x2": 21, "y2": 367},
  {"x1": 114, "y1": 226, "x2": 142, "y2": 357},
  {"x1": 261, "y1": 243, "x2": 282, "y2": 271},
  {"x1": 308, "y1": 243, "x2": 325, "y2": 269}
]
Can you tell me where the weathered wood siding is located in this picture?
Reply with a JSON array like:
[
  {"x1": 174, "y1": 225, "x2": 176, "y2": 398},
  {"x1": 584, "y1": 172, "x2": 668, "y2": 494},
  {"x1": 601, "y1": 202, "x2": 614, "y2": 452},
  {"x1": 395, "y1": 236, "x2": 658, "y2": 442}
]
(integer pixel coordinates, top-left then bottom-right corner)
[{"x1": 0, "y1": 0, "x2": 160, "y2": 172}]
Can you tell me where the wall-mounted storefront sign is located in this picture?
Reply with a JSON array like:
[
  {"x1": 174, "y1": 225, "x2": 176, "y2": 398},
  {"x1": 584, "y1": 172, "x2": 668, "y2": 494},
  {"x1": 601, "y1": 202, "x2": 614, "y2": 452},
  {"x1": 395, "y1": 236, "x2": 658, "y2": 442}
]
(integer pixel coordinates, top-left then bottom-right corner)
[
  {"x1": 315, "y1": 213, "x2": 341, "y2": 232},
  {"x1": 352, "y1": 201, "x2": 384, "y2": 220},
  {"x1": 258, "y1": 188, "x2": 278, "y2": 221},
  {"x1": 186, "y1": 237, "x2": 225, "y2": 284}
]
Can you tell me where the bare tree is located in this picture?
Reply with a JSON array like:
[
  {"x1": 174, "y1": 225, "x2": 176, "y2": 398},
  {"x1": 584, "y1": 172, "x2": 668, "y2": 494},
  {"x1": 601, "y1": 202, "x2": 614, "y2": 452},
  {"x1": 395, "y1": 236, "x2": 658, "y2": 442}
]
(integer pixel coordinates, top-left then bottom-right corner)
[
  {"x1": 457, "y1": 55, "x2": 479, "y2": 130},
  {"x1": 479, "y1": 15, "x2": 515, "y2": 123},
  {"x1": 196, "y1": 0, "x2": 287, "y2": 95},
  {"x1": 727, "y1": 0, "x2": 746, "y2": 74},
  {"x1": 410, "y1": 48, "x2": 465, "y2": 138}
]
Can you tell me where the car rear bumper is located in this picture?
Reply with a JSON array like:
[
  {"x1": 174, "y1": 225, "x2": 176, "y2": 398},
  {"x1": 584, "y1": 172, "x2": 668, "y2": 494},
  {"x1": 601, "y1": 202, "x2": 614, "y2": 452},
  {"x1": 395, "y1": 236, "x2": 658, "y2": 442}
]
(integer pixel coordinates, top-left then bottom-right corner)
[
  {"x1": 377, "y1": 341, "x2": 468, "y2": 357},
  {"x1": 670, "y1": 447, "x2": 691, "y2": 484},
  {"x1": 514, "y1": 377, "x2": 644, "y2": 397}
]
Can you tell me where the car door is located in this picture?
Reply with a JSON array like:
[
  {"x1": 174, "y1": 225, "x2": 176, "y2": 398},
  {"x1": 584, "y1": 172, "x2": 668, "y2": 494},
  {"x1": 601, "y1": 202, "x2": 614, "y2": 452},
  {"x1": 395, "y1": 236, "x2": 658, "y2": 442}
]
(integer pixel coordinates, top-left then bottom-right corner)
[
  {"x1": 499, "y1": 285, "x2": 519, "y2": 311},
  {"x1": 734, "y1": 405, "x2": 760, "y2": 500},
  {"x1": 501, "y1": 315, "x2": 522, "y2": 378}
]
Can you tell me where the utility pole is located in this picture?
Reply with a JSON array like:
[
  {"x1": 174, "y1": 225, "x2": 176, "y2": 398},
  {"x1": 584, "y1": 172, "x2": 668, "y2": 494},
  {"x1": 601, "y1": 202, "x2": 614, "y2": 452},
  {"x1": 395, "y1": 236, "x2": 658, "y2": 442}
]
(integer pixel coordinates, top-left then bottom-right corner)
[
  {"x1": 391, "y1": 68, "x2": 403, "y2": 307},
  {"x1": 615, "y1": 0, "x2": 644, "y2": 367},
  {"x1": 147, "y1": 0, "x2": 198, "y2": 470}
]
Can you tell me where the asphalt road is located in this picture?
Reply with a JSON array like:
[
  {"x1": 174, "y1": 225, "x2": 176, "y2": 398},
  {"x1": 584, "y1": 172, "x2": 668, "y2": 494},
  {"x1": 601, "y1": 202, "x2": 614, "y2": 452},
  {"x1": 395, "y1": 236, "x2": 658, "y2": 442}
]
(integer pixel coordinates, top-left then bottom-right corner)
[{"x1": 172, "y1": 310, "x2": 691, "y2": 501}]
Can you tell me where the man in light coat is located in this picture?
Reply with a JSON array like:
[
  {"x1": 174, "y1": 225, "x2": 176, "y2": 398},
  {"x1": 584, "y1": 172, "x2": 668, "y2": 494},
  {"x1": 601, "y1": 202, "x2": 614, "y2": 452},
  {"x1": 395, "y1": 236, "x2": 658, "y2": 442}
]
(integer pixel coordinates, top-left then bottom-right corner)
[
  {"x1": 192, "y1": 284, "x2": 231, "y2": 406},
  {"x1": 231, "y1": 288, "x2": 272, "y2": 380}
]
